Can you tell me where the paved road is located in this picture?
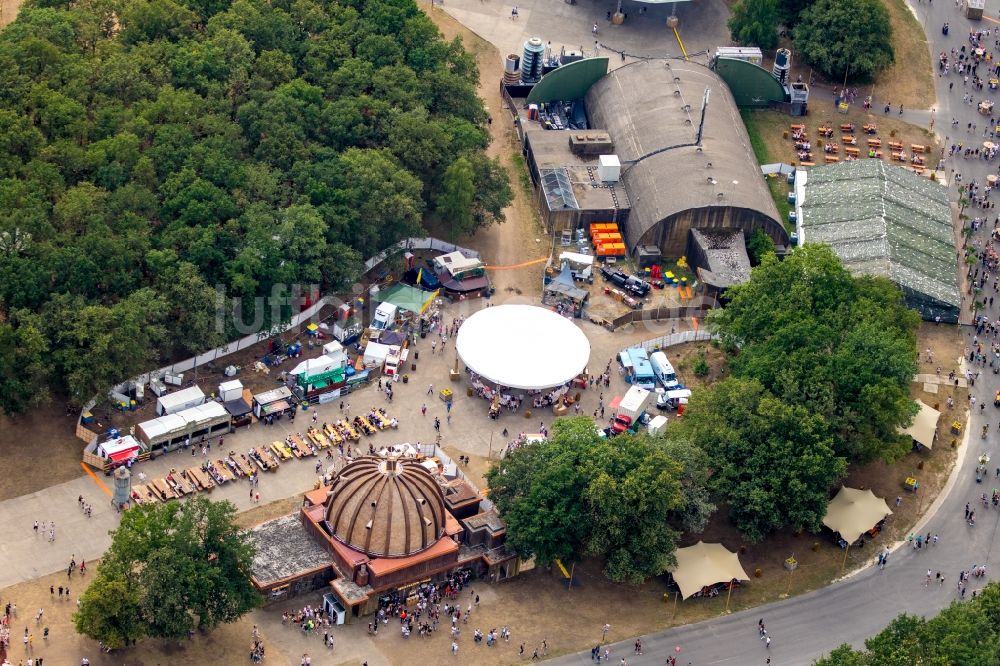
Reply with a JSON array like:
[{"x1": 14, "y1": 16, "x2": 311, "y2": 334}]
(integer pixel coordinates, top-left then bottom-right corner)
[{"x1": 548, "y1": 3, "x2": 1000, "y2": 665}]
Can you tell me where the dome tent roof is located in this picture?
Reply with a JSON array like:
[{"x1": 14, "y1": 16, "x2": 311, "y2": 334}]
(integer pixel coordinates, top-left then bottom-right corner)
[{"x1": 325, "y1": 456, "x2": 447, "y2": 558}]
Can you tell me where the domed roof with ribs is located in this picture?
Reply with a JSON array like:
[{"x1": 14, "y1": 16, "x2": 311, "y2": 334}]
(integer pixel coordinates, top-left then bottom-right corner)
[{"x1": 324, "y1": 456, "x2": 447, "y2": 558}]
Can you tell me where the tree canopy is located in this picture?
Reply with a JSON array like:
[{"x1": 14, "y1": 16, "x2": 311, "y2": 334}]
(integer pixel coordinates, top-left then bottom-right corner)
[
  {"x1": 728, "y1": 0, "x2": 781, "y2": 50},
  {"x1": 708, "y1": 244, "x2": 919, "y2": 464},
  {"x1": 672, "y1": 377, "x2": 846, "y2": 541},
  {"x1": 0, "y1": 0, "x2": 511, "y2": 410},
  {"x1": 486, "y1": 417, "x2": 705, "y2": 584},
  {"x1": 814, "y1": 582, "x2": 1000, "y2": 665},
  {"x1": 793, "y1": 0, "x2": 894, "y2": 82},
  {"x1": 74, "y1": 496, "x2": 258, "y2": 647}
]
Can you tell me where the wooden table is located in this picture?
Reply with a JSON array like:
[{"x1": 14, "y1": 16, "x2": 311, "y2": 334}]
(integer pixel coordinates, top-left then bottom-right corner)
[
  {"x1": 185, "y1": 467, "x2": 214, "y2": 491},
  {"x1": 213, "y1": 460, "x2": 236, "y2": 482},
  {"x1": 290, "y1": 434, "x2": 312, "y2": 457}
]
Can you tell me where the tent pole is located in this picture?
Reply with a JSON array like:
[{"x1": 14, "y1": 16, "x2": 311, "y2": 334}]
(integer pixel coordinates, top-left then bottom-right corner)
[
  {"x1": 672, "y1": 590, "x2": 679, "y2": 621},
  {"x1": 725, "y1": 580, "x2": 733, "y2": 612},
  {"x1": 841, "y1": 543, "x2": 850, "y2": 573}
]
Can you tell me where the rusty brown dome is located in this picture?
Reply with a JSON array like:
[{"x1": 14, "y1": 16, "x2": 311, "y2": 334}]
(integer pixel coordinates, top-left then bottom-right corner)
[{"x1": 324, "y1": 456, "x2": 447, "y2": 558}]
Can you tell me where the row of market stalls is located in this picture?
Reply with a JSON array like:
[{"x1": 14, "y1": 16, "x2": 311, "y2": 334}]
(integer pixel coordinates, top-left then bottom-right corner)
[{"x1": 668, "y1": 485, "x2": 893, "y2": 601}]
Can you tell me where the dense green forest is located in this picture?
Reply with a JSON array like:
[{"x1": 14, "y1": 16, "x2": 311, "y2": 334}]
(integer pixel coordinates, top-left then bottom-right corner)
[{"x1": 0, "y1": 0, "x2": 512, "y2": 413}]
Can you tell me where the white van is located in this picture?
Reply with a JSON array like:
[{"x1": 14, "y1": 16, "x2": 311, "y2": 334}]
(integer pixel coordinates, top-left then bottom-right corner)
[{"x1": 649, "y1": 351, "x2": 679, "y2": 388}]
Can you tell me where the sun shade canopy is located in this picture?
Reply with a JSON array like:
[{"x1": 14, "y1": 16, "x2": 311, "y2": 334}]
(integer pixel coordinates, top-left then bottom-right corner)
[
  {"x1": 822, "y1": 486, "x2": 892, "y2": 544},
  {"x1": 898, "y1": 399, "x2": 940, "y2": 449},
  {"x1": 668, "y1": 541, "x2": 750, "y2": 600}
]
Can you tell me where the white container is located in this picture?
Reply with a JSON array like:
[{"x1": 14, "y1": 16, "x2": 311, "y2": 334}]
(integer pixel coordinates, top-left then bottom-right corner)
[
  {"x1": 218, "y1": 380, "x2": 243, "y2": 402},
  {"x1": 647, "y1": 415, "x2": 669, "y2": 436},
  {"x1": 155, "y1": 386, "x2": 206, "y2": 416},
  {"x1": 598, "y1": 155, "x2": 621, "y2": 183}
]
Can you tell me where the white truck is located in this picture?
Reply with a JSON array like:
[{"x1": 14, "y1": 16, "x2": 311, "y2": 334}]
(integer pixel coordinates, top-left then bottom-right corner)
[
  {"x1": 383, "y1": 346, "x2": 409, "y2": 376},
  {"x1": 612, "y1": 386, "x2": 653, "y2": 434},
  {"x1": 372, "y1": 302, "x2": 398, "y2": 330},
  {"x1": 649, "y1": 351, "x2": 679, "y2": 388}
]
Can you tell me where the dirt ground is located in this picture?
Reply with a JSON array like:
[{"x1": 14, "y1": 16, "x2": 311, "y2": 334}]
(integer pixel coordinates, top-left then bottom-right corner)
[
  {"x1": 873, "y1": 0, "x2": 936, "y2": 111},
  {"x1": 0, "y1": 409, "x2": 88, "y2": 502},
  {"x1": 0, "y1": 564, "x2": 277, "y2": 666},
  {"x1": 743, "y1": 105, "x2": 939, "y2": 173},
  {"x1": 427, "y1": 5, "x2": 546, "y2": 299},
  {"x1": 0, "y1": 0, "x2": 20, "y2": 27}
]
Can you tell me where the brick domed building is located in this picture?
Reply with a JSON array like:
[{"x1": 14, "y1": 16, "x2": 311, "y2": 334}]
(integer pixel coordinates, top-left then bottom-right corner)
[{"x1": 250, "y1": 449, "x2": 519, "y2": 619}]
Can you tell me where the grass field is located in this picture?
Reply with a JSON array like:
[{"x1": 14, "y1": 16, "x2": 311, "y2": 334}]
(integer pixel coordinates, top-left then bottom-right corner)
[
  {"x1": 742, "y1": 110, "x2": 793, "y2": 230},
  {"x1": 873, "y1": 0, "x2": 935, "y2": 110}
]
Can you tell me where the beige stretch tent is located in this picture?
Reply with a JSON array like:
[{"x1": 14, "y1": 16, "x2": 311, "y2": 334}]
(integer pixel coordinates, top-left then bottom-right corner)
[
  {"x1": 668, "y1": 541, "x2": 750, "y2": 599},
  {"x1": 822, "y1": 486, "x2": 892, "y2": 544},
  {"x1": 899, "y1": 400, "x2": 940, "y2": 449}
]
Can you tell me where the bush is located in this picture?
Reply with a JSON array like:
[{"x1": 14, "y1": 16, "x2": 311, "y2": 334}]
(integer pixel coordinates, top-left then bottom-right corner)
[
  {"x1": 728, "y1": 0, "x2": 780, "y2": 50},
  {"x1": 747, "y1": 229, "x2": 776, "y2": 266},
  {"x1": 693, "y1": 351, "x2": 710, "y2": 378},
  {"x1": 793, "y1": 0, "x2": 894, "y2": 82}
]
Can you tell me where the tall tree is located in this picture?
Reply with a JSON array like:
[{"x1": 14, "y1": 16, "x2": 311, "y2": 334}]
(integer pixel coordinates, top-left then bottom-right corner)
[
  {"x1": 487, "y1": 418, "x2": 698, "y2": 583},
  {"x1": 793, "y1": 0, "x2": 894, "y2": 82},
  {"x1": 0, "y1": 0, "x2": 509, "y2": 404},
  {"x1": 728, "y1": 0, "x2": 781, "y2": 50},
  {"x1": 585, "y1": 434, "x2": 683, "y2": 584},
  {"x1": 673, "y1": 378, "x2": 846, "y2": 541},
  {"x1": 436, "y1": 156, "x2": 475, "y2": 240},
  {"x1": 75, "y1": 496, "x2": 259, "y2": 646},
  {"x1": 485, "y1": 418, "x2": 592, "y2": 566},
  {"x1": 709, "y1": 245, "x2": 919, "y2": 463},
  {"x1": 0, "y1": 311, "x2": 51, "y2": 416},
  {"x1": 73, "y1": 568, "x2": 146, "y2": 650}
]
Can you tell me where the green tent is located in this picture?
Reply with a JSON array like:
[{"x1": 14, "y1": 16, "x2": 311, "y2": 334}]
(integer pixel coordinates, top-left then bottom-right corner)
[{"x1": 378, "y1": 283, "x2": 438, "y2": 314}]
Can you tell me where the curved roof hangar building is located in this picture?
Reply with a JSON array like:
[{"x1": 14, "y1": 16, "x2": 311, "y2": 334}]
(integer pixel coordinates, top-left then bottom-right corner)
[{"x1": 584, "y1": 60, "x2": 788, "y2": 258}]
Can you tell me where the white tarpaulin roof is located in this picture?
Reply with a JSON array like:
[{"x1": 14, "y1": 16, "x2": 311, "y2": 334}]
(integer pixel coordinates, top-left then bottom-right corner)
[
  {"x1": 899, "y1": 400, "x2": 940, "y2": 449},
  {"x1": 138, "y1": 413, "x2": 187, "y2": 441},
  {"x1": 456, "y1": 304, "x2": 591, "y2": 390},
  {"x1": 289, "y1": 355, "x2": 338, "y2": 376},
  {"x1": 219, "y1": 379, "x2": 243, "y2": 394},
  {"x1": 668, "y1": 541, "x2": 750, "y2": 600},
  {"x1": 139, "y1": 402, "x2": 229, "y2": 441},
  {"x1": 155, "y1": 385, "x2": 205, "y2": 412},
  {"x1": 363, "y1": 342, "x2": 397, "y2": 364},
  {"x1": 822, "y1": 487, "x2": 892, "y2": 544},
  {"x1": 97, "y1": 435, "x2": 141, "y2": 458},
  {"x1": 179, "y1": 401, "x2": 228, "y2": 426},
  {"x1": 434, "y1": 250, "x2": 481, "y2": 275}
]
